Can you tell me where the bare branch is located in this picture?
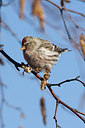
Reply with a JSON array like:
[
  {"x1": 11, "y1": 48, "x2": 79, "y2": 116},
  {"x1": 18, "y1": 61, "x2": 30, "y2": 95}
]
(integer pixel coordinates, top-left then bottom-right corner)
[
  {"x1": 47, "y1": 86, "x2": 85, "y2": 123},
  {"x1": 53, "y1": 100, "x2": 61, "y2": 128},
  {"x1": 1, "y1": 19, "x2": 21, "y2": 44},
  {"x1": 48, "y1": 76, "x2": 85, "y2": 87},
  {"x1": 0, "y1": 48, "x2": 85, "y2": 123},
  {"x1": 60, "y1": 10, "x2": 85, "y2": 60},
  {"x1": 66, "y1": 11, "x2": 85, "y2": 31},
  {"x1": 74, "y1": 109, "x2": 85, "y2": 116},
  {"x1": 45, "y1": 0, "x2": 85, "y2": 17}
]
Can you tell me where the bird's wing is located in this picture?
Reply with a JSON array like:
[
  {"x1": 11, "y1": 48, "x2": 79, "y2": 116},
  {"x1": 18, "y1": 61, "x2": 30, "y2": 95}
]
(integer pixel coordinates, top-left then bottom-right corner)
[
  {"x1": 37, "y1": 38, "x2": 55, "y2": 51},
  {"x1": 37, "y1": 38, "x2": 68, "y2": 54},
  {"x1": 36, "y1": 39, "x2": 61, "y2": 57}
]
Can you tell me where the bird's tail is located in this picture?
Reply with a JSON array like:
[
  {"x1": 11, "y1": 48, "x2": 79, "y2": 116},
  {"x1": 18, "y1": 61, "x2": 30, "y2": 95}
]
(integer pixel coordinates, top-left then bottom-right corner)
[{"x1": 62, "y1": 48, "x2": 72, "y2": 52}]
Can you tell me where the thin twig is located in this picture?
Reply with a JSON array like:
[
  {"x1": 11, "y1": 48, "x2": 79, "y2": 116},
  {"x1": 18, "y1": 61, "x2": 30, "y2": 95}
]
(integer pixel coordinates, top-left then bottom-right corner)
[
  {"x1": 53, "y1": 100, "x2": 61, "y2": 128},
  {"x1": 45, "y1": 0, "x2": 85, "y2": 60},
  {"x1": 1, "y1": 2, "x2": 10, "y2": 6},
  {"x1": 45, "y1": 0, "x2": 85, "y2": 17},
  {"x1": 45, "y1": 0, "x2": 62, "y2": 10},
  {"x1": 65, "y1": 8, "x2": 85, "y2": 17},
  {"x1": 47, "y1": 85, "x2": 85, "y2": 123},
  {"x1": 0, "y1": 82, "x2": 5, "y2": 128},
  {"x1": 74, "y1": 109, "x2": 85, "y2": 116},
  {"x1": 48, "y1": 76, "x2": 85, "y2": 87},
  {"x1": 66, "y1": 11, "x2": 85, "y2": 31},
  {"x1": 1, "y1": 19, "x2": 21, "y2": 44},
  {"x1": 4, "y1": 99, "x2": 21, "y2": 111},
  {"x1": 60, "y1": 10, "x2": 85, "y2": 60}
]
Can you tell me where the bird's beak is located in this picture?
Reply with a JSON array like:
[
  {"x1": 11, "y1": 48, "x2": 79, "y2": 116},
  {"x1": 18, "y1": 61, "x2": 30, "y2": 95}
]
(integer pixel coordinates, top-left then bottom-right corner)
[{"x1": 21, "y1": 46, "x2": 26, "y2": 50}]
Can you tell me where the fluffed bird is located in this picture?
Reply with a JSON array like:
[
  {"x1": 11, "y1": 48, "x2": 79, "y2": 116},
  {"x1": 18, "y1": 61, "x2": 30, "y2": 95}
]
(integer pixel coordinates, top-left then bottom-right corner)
[{"x1": 21, "y1": 36, "x2": 69, "y2": 73}]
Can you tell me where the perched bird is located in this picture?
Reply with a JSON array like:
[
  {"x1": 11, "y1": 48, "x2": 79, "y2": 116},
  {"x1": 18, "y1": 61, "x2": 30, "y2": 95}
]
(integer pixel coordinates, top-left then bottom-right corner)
[{"x1": 21, "y1": 36, "x2": 69, "y2": 73}]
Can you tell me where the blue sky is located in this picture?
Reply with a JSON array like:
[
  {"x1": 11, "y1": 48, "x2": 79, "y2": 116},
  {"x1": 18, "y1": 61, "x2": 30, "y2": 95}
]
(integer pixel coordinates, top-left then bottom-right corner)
[{"x1": 0, "y1": 0, "x2": 85, "y2": 128}]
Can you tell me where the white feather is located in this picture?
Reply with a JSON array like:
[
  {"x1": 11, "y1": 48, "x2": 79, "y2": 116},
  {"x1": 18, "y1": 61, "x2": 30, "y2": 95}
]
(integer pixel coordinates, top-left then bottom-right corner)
[{"x1": 40, "y1": 47, "x2": 59, "y2": 56}]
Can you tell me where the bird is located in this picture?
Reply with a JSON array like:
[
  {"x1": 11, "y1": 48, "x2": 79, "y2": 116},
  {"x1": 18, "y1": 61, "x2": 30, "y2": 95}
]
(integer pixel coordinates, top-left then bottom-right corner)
[{"x1": 21, "y1": 36, "x2": 69, "y2": 74}]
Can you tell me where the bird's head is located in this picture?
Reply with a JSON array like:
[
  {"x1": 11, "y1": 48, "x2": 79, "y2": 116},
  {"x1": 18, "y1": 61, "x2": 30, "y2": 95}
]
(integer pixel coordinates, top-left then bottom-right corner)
[
  {"x1": 21, "y1": 36, "x2": 36, "y2": 51},
  {"x1": 21, "y1": 37, "x2": 29, "y2": 51}
]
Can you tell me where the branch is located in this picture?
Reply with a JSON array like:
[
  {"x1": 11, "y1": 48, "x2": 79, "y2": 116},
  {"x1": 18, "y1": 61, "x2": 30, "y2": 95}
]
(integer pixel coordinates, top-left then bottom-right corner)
[
  {"x1": 0, "y1": 48, "x2": 21, "y2": 70},
  {"x1": 66, "y1": 11, "x2": 85, "y2": 31},
  {"x1": 45, "y1": 0, "x2": 85, "y2": 60},
  {"x1": 45, "y1": 0, "x2": 85, "y2": 17},
  {"x1": 74, "y1": 109, "x2": 85, "y2": 116},
  {"x1": 1, "y1": 19, "x2": 21, "y2": 44},
  {"x1": 47, "y1": 85, "x2": 85, "y2": 123},
  {"x1": 53, "y1": 100, "x2": 61, "y2": 128},
  {"x1": 47, "y1": 76, "x2": 85, "y2": 87},
  {"x1": 60, "y1": 10, "x2": 85, "y2": 60},
  {"x1": 0, "y1": 48, "x2": 43, "y2": 80},
  {"x1": 0, "y1": 48, "x2": 85, "y2": 123}
]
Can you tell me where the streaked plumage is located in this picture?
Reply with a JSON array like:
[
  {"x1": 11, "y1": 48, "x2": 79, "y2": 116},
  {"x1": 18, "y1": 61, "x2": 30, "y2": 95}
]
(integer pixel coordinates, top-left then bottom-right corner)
[{"x1": 21, "y1": 36, "x2": 69, "y2": 72}]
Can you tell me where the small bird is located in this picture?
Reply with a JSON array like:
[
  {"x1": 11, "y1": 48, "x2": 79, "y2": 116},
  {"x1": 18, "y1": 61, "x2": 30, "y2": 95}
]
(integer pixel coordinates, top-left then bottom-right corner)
[{"x1": 21, "y1": 36, "x2": 69, "y2": 73}]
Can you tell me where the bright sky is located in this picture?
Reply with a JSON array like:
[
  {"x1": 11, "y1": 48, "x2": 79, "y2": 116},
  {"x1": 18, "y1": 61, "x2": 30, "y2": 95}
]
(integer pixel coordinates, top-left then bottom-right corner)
[{"x1": 0, "y1": 0, "x2": 85, "y2": 128}]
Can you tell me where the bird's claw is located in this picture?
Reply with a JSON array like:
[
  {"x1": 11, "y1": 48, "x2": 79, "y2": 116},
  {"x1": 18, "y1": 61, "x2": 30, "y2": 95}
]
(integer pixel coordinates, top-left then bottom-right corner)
[
  {"x1": 44, "y1": 73, "x2": 50, "y2": 80},
  {"x1": 41, "y1": 67, "x2": 51, "y2": 90},
  {"x1": 22, "y1": 63, "x2": 32, "y2": 74},
  {"x1": 24, "y1": 66, "x2": 32, "y2": 74},
  {"x1": 21, "y1": 63, "x2": 32, "y2": 74},
  {"x1": 36, "y1": 68, "x2": 42, "y2": 73}
]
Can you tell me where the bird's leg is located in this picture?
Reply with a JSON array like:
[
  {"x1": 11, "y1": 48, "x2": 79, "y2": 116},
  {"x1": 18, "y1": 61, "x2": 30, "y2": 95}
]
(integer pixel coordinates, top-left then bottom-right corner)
[
  {"x1": 41, "y1": 67, "x2": 51, "y2": 90},
  {"x1": 44, "y1": 73, "x2": 50, "y2": 80},
  {"x1": 45, "y1": 66, "x2": 51, "y2": 73},
  {"x1": 44, "y1": 67, "x2": 51, "y2": 80}
]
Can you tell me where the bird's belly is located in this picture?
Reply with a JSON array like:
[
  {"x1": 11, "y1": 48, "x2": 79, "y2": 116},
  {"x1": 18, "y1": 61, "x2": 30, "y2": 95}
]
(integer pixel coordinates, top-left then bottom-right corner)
[{"x1": 23, "y1": 51, "x2": 58, "y2": 70}]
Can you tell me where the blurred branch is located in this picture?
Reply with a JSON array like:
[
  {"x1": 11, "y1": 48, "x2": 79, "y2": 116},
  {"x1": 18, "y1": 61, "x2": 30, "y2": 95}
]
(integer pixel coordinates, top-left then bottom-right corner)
[
  {"x1": 45, "y1": 0, "x2": 85, "y2": 17},
  {"x1": 0, "y1": 81, "x2": 5, "y2": 128},
  {"x1": 0, "y1": 48, "x2": 85, "y2": 123},
  {"x1": 0, "y1": 74, "x2": 22, "y2": 128},
  {"x1": 80, "y1": 33, "x2": 85, "y2": 60},
  {"x1": 40, "y1": 97, "x2": 46, "y2": 125},
  {"x1": 0, "y1": 18, "x2": 21, "y2": 44},
  {"x1": 0, "y1": 57, "x2": 4, "y2": 65},
  {"x1": 4, "y1": 99, "x2": 21, "y2": 110},
  {"x1": 32, "y1": 0, "x2": 45, "y2": 30},
  {"x1": 45, "y1": 0, "x2": 85, "y2": 60},
  {"x1": 80, "y1": 0, "x2": 85, "y2": 2},
  {"x1": 0, "y1": 0, "x2": 2, "y2": 7},
  {"x1": 66, "y1": 11, "x2": 85, "y2": 31},
  {"x1": 20, "y1": 0, "x2": 26, "y2": 19},
  {"x1": 1, "y1": 2, "x2": 10, "y2": 6},
  {"x1": 0, "y1": 0, "x2": 10, "y2": 6},
  {"x1": 60, "y1": 7, "x2": 85, "y2": 60}
]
